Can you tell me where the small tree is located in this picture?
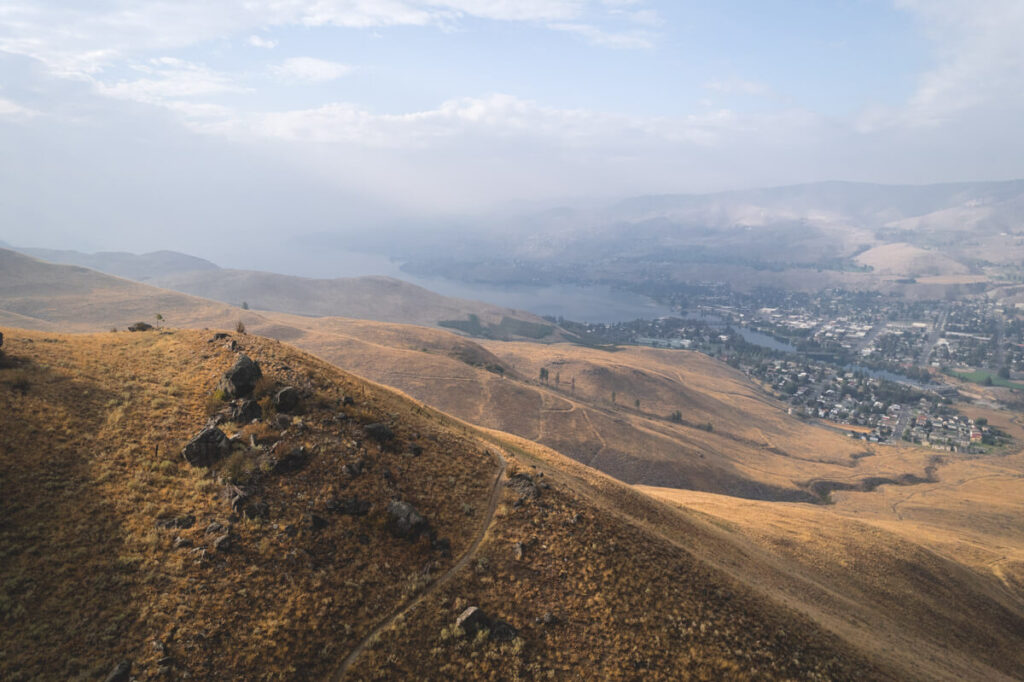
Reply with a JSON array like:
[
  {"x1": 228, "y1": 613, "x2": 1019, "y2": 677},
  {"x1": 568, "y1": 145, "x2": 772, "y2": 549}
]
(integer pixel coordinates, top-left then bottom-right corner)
[
  {"x1": 539, "y1": 367, "x2": 549, "y2": 383},
  {"x1": 236, "y1": 320, "x2": 246, "y2": 334},
  {"x1": 242, "y1": 301, "x2": 249, "y2": 310},
  {"x1": 154, "y1": 313, "x2": 164, "y2": 329},
  {"x1": 634, "y1": 398, "x2": 640, "y2": 409},
  {"x1": 611, "y1": 390, "x2": 616, "y2": 404}
]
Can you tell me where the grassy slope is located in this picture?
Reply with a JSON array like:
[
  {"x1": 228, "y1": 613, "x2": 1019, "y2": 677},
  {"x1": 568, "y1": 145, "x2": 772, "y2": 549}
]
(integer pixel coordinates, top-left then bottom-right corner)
[{"x1": 0, "y1": 328, "x2": 889, "y2": 681}]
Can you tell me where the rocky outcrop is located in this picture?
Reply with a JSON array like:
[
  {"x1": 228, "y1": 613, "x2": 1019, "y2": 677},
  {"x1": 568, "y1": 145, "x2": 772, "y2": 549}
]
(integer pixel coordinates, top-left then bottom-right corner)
[
  {"x1": 455, "y1": 606, "x2": 518, "y2": 641},
  {"x1": 181, "y1": 427, "x2": 230, "y2": 467},
  {"x1": 386, "y1": 500, "x2": 428, "y2": 540},
  {"x1": 273, "y1": 386, "x2": 300, "y2": 413},
  {"x1": 364, "y1": 422, "x2": 394, "y2": 443},
  {"x1": 217, "y1": 354, "x2": 262, "y2": 398}
]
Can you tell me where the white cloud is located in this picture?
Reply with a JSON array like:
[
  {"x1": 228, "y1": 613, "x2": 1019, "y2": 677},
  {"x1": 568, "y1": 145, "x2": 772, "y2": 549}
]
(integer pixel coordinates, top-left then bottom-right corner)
[
  {"x1": 0, "y1": 1, "x2": 654, "y2": 77},
  {"x1": 0, "y1": 97, "x2": 38, "y2": 118},
  {"x1": 548, "y1": 22, "x2": 653, "y2": 49},
  {"x1": 270, "y1": 57, "x2": 352, "y2": 83},
  {"x1": 248, "y1": 35, "x2": 278, "y2": 49},
  {"x1": 858, "y1": 0, "x2": 1024, "y2": 131},
  {"x1": 96, "y1": 59, "x2": 250, "y2": 105},
  {"x1": 186, "y1": 93, "x2": 755, "y2": 154},
  {"x1": 704, "y1": 79, "x2": 771, "y2": 96}
]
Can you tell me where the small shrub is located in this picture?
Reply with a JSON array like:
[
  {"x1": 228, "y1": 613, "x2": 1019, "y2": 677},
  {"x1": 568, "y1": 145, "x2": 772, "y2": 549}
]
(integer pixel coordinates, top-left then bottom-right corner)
[
  {"x1": 10, "y1": 376, "x2": 30, "y2": 395},
  {"x1": 205, "y1": 389, "x2": 228, "y2": 416},
  {"x1": 236, "y1": 320, "x2": 247, "y2": 334},
  {"x1": 221, "y1": 450, "x2": 259, "y2": 485}
]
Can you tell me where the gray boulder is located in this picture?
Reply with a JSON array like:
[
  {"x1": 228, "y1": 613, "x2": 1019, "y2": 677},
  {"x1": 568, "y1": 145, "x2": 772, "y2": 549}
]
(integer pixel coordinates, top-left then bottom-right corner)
[
  {"x1": 386, "y1": 499, "x2": 428, "y2": 540},
  {"x1": 364, "y1": 422, "x2": 395, "y2": 443},
  {"x1": 229, "y1": 399, "x2": 262, "y2": 423},
  {"x1": 455, "y1": 606, "x2": 518, "y2": 641},
  {"x1": 217, "y1": 354, "x2": 262, "y2": 398},
  {"x1": 273, "y1": 386, "x2": 300, "y2": 413},
  {"x1": 181, "y1": 427, "x2": 229, "y2": 467}
]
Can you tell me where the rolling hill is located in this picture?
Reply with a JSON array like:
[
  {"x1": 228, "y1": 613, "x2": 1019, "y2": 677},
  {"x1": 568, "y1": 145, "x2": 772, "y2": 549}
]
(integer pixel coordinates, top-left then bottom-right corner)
[
  {"x1": 3, "y1": 328, "x2": 1024, "y2": 680},
  {"x1": 1, "y1": 247, "x2": 556, "y2": 335}
]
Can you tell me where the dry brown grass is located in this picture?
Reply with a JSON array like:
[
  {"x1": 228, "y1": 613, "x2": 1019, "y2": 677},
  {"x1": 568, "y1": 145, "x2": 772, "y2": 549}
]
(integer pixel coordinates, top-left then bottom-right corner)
[{"x1": 0, "y1": 328, "x2": 496, "y2": 680}]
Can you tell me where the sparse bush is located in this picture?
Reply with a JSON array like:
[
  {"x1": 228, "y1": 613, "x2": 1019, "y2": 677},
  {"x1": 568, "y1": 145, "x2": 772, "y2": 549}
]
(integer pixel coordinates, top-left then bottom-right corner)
[
  {"x1": 221, "y1": 450, "x2": 258, "y2": 485},
  {"x1": 10, "y1": 375, "x2": 30, "y2": 395},
  {"x1": 236, "y1": 320, "x2": 247, "y2": 334},
  {"x1": 669, "y1": 410, "x2": 683, "y2": 423},
  {"x1": 205, "y1": 389, "x2": 229, "y2": 416}
]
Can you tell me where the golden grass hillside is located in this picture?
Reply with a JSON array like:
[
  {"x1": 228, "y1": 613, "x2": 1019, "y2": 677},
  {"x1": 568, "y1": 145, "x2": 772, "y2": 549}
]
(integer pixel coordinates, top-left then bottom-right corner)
[
  {"x1": 0, "y1": 250, "x2": 970, "y2": 505},
  {"x1": 1, "y1": 327, "x2": 900, "y2": 680}
]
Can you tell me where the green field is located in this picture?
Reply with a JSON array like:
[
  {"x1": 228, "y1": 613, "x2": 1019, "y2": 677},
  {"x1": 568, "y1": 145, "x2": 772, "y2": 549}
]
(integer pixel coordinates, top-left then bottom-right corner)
[{"x1": 946, "y1": 369, "x2": 1024, "y2": 390}]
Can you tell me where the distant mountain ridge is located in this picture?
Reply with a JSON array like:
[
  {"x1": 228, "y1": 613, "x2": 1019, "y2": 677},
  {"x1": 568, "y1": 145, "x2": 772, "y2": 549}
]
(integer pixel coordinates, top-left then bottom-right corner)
[
  {"x1": 13, "y1": 247, "x2": 219, "y2": 281},
  {"x1": 0, "y1": 247, "x2": 556, "y2": 338}
]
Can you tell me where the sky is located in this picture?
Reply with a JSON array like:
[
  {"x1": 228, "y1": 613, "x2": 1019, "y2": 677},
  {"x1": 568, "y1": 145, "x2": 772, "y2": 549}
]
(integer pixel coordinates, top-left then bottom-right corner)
[{"x1": 1, "y1": 0, "x2": 1023, "y2": 261}]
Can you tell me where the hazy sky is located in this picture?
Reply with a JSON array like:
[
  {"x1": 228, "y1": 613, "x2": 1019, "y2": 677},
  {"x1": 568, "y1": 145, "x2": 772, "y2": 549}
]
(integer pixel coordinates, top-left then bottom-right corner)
[{"x1": 1, "y1": 0, "x2": 1023, "y2": 259}]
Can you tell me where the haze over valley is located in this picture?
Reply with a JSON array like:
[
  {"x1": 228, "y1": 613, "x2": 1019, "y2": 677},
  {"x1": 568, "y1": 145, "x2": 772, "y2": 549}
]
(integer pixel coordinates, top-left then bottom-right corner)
[{"x1": 4, "y1": 2, "x2": 1024, "y2": 680}]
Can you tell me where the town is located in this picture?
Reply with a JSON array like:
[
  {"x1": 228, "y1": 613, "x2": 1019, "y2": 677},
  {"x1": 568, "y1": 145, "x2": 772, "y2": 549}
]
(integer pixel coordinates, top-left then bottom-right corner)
[{"x1": 551, "y1": 284, "x2": 1018, "y2": 451}]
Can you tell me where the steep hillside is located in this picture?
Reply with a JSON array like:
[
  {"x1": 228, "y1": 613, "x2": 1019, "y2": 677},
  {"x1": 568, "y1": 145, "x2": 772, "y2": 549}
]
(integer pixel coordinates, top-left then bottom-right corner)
[{"x1": 0, "y1": 327, "x2": 900, "y2": 680}]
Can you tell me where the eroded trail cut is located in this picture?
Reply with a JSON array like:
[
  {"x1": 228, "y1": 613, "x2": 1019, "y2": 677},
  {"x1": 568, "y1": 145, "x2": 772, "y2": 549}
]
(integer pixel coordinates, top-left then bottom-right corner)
[{"x1": 333, "y1": 446, "x2": 508, "y2": 680}]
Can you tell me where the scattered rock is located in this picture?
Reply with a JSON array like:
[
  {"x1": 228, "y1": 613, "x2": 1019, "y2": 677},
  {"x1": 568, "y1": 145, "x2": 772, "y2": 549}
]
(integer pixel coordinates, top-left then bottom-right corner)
[
  {"x1": 155, "y1": 513, "x2": 196, "y2": 530},
  {"x1": 273, "y1": 386, "x2": 301, "y2": 413},
  {"x1": 173, "y1": 536, "x2": 193, "y2": 549},
  {"x1": 283, "y1": 524, "x2": 297, "y2": 538},
  {"x1": 242, "y1": 500, "x2": 270, "y2": 520},
  {"x1": 356, "y1": 533, "x2": 370, "y2": 545},
  {"x1": 209, "y1": 332, "x2": 229, "y2": 342},
  {"x1": 513, "y1": 541, "x2": 525, "y2": 561},
  {"x1": 104, "y1": 660, "x2": 132, "y2": 682},
  {"x1": 274, "y1": 413, "x2": 292, "y2": 429},
  {"x1": 342, "y1": 396, "x2": 355, "y2": 406},
  {"x1": 212, "y1": 533, "x2": 233, "y2": 553},
  {"x1": 181, "y1": 427, "x2": 230, "y2": 467},
  {"x1": 343, "y1": 459, "x2": 364, "y2": 477},
  {"x1": 217, "y1": 354, "x2": 263, "y2": 398},
  {"x1": 157, "y1": 656, "x2": 175, "y2": 668},
  {"x1": 228, "y1": 399, "x2": 262, "y2": 423},
  {"x1": 325, "y1": 496, "x2": 371, "y2": 516},
  {"x1": 491, "y1": 619, "x2": 519, "y2": 642},
  {"x1": 537, "y1": 612, "x2": 561, "y2": 626},
  {"x1": 456, "y1": 606, "x2": 490, "y2": 637},
  {"x1": 205, "y1": 521, "x2": 224, "y2": 534},
  {"x1": 364, "y1": 422, "x2": 395, "y2": 443},
  {"x1": 505, "y1": 472, "x2": 540, "y2": 500},
  {"x1": 386, "y1": 499, "x2": 429, "y2": 540},
  {"x1": 272, "y1": 447, "x2": 309, "y2": 474},
  {"x1": 128, "y1": 322, "x2": 153, "y2": 332},
  {"x1": 307, "y1": 514, "x2": 328, "y2": 531},
  {"x1": 408, "y1": 443, "x2": 423, "y2": 456},
  {"x1": 455, "y1": 606, "x2": 517, "y2": 641}
]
